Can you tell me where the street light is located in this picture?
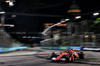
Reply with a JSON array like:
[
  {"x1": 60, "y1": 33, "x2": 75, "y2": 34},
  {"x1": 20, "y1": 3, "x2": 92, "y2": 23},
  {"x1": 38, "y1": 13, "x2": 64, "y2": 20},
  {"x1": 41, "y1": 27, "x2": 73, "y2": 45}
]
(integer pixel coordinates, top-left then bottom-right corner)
[
  {"x1": 23, "y1": 36, "x2": 27, "y2": 38},
  {"x1": 5, "y1": 0, "x2": 15, "y2": 7},
  {"x1": 2, "y1": 24, "x2": 14, "y2": 27},
  {"x1": 57, "y1": 23, "x2": 61, "y2": 25},
  {"x1": 93, "y1": 12, "x2": 99, "y2": 16},
  {"x1": 5, "y1": 0, "x2": 10, "y2": 3},
  {"x1": 75, "y1": 16, "x2": 81, "y2": 19},
  {"x1": 65, "y1": 19, "x2": 70, "y2": 21},
  {"x1": 10, "y1": 25, "x2": 14, "y2": 27},
  {"x1": 92, "y1": 35, "x2": 96, "y2": 38},
  {"x1": 60, "y1": 19, "x2": 66, "y2": 23},
  {"x1": 85, "y1": 35, "x2": 89, "y2": 38},
  {"x1": 9, "y1": 2, "x2": 14, "y2": 7},
  {"x1": 12, "y1": 15, "x2": 16, "y2": 17},
  {"x1": 61, "y1": 20, "x2": 65, "y2": 23},
  {"x1": 0, "y1": 12, "x2": 5, "y2": 14}
]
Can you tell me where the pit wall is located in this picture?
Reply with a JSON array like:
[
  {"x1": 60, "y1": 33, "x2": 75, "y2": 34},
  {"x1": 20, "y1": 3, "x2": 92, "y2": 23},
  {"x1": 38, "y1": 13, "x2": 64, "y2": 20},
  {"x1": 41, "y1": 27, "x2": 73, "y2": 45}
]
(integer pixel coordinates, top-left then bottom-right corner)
[
  {"x1": 36, "y1": 46, "x2": 100, "y2": 51},
  {"x1": 1, "y1": 46, "x2": 99, "y2": 53},
  {"x1": 36, "y1": 46, "x2": 83, "y2": 50},
  {"x1": 0, "y1": 46, "x2": 28, "y2": 53}
]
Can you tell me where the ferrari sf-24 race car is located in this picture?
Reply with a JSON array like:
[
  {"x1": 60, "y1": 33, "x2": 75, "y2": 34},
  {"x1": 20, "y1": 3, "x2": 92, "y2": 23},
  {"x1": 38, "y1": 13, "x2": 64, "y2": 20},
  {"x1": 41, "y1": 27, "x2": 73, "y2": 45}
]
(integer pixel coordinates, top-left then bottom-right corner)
[{"x1": 48, "y1": 49, "x2": 85, "y2": 62}]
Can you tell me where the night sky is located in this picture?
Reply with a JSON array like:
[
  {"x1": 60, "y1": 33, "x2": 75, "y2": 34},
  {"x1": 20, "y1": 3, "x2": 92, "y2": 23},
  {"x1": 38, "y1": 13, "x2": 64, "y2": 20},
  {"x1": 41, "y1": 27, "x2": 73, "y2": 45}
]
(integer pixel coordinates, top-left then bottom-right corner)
[
  {"x1": 1, "y1": 0, "x2": 100, "y2": 32},
  {"x1": 1, "y1": 0, "x2": 100, "y2": 43}
]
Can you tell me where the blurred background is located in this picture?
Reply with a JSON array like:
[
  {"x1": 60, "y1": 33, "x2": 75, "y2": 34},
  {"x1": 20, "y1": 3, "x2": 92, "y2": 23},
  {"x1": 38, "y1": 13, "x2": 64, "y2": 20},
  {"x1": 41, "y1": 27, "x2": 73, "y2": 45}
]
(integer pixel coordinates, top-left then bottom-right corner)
[
  {"x1": 0, "y1": 0, "x2": 100, "y2": 49},
  {"x1": 0, "y1": 0, "x2": 100, "y2": 66}
]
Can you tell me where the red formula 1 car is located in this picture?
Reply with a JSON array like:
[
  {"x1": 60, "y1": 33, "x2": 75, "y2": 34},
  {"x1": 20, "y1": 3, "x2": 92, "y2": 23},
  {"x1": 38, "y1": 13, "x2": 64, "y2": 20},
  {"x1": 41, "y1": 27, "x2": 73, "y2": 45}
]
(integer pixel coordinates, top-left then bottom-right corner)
[{"x1": 49, "y1": 49, "x2": 85, "y2": 62}]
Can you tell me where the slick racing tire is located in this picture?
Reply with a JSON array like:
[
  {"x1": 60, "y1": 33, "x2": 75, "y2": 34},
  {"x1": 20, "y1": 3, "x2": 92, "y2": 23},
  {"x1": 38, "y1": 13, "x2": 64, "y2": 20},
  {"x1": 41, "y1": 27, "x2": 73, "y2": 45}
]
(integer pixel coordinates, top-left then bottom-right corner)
[{"x1": 79, "y1": 54, "x2": 85, "y2": 59}]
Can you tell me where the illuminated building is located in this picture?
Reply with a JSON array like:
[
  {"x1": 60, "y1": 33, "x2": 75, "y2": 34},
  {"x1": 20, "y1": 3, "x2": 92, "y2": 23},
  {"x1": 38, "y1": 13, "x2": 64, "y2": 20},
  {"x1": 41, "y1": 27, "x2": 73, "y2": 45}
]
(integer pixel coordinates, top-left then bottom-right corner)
[{"x1": 41, "y1": 0, "x2": 99, "y2": 47}]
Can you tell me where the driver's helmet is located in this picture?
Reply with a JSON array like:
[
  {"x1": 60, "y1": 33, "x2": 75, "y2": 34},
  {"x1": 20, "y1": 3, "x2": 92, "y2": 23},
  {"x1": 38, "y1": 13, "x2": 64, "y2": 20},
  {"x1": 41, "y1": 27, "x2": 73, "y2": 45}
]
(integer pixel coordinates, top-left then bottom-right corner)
[{"x1": 69, "y1": 48, "x2": 72, "y2": 50}]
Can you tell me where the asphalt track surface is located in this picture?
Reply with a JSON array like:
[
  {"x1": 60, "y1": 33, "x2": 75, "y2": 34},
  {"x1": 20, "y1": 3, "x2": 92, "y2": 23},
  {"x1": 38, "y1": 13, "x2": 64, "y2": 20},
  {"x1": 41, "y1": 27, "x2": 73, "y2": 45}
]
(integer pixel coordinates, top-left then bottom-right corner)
[{"x1": 0, "y1": 49, "x2": 100, "y2": 66}]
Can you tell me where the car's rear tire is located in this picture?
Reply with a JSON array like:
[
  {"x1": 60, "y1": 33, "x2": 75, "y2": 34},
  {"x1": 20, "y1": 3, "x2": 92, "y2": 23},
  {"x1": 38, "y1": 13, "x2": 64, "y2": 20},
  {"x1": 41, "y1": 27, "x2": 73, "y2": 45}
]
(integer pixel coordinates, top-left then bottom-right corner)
[{"x1": 79, "y1": 54, "x2": 85, "y2": 59}]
